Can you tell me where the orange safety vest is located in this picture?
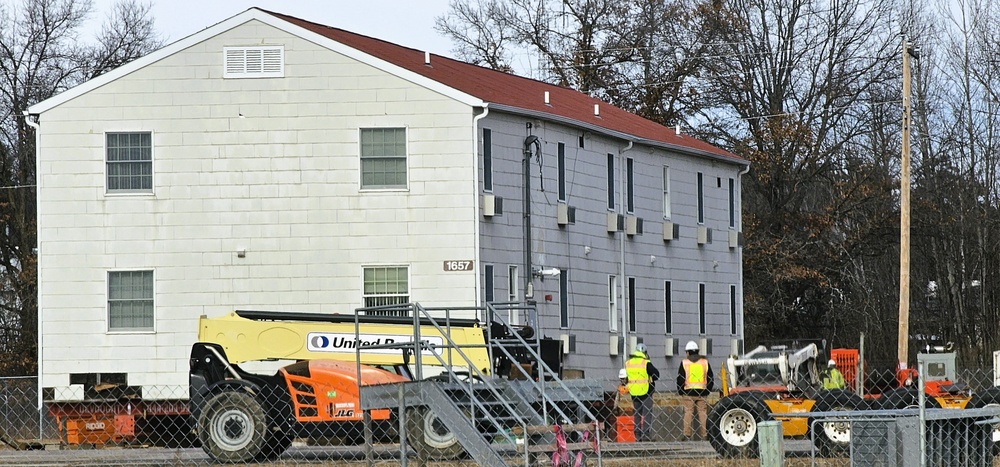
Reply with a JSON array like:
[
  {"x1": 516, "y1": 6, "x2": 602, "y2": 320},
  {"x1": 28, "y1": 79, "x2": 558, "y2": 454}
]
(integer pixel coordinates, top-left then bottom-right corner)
[
  {"x1": 625, "y1": 356, "x2": 650, "y2": 396},
  {"x1": 682, "y1": 358, "x2": 709, "y2": 390}
]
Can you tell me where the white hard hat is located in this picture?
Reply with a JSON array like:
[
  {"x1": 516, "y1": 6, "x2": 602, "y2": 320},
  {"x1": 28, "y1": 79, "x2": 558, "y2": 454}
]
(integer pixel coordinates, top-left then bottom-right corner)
[
  {"x1": 619, "y1": 368, "x2": 628, "y2": 379},
  {"x1": 828, "y1": 359, "x2": 837, "y2": 367},
  {"x1": 685, "y1": 340, "x2": 699, "y2": 352}
]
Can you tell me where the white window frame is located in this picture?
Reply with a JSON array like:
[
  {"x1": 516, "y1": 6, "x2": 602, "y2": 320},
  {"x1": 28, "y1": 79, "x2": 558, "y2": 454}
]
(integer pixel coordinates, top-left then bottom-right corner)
[
  {"x1": 362, "y1": 265, "x2": 410, "y2": 313},
  {"x1": 608, "y1": 275, "x2": 618, "y2": 332},
  {"x1": 106, "y1": 131, "x2": 153, "y2": 194},
  {"x1": 107, "y1": 269, "x2": 154, "y2": 332},
  {"x1": 483, "y1": 128, "x2": 493, "y2": 192},
  {"x1": 360, "y1": 127, "x2": 409, "y2": 190},
  {"x1": 662, "y1": 166, "x2": 671, "y2": 219},
  {"x1": 224, "y1": 46, "x2": 284, "y2": 78},
  {"x1": 507, "y1": 265, "x2": 520, "y2": 325}
]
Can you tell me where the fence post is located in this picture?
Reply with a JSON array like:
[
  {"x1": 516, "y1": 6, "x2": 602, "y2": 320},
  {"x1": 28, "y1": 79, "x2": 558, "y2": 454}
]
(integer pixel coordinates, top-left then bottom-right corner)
[{"x1": 758, "y1": 420, "x2": 783, "y2": 467}]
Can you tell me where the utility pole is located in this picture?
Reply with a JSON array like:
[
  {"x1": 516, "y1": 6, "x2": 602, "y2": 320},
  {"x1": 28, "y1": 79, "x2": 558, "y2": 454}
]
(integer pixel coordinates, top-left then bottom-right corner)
[{"x1": 898, "y1": 39, "x2": 916, "y2": 374}]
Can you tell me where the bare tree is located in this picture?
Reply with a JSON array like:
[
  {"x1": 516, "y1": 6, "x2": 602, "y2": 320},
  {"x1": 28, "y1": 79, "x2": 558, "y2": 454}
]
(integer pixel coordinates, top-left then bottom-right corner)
[{"x1": 0, "y1": 0, "x2": 161, "y2": 375}]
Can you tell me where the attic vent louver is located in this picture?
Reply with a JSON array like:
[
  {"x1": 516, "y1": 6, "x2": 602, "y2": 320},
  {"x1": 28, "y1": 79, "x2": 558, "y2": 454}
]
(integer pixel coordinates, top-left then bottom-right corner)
[{"x1": 224, "y1": 46, "x2": 284, "y2": 78}]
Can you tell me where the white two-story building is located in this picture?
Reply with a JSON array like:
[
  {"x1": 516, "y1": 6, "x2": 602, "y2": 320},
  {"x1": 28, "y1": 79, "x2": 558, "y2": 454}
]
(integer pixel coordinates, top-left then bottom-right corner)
[{"x1": 27, "y1": 8, "x2": 748, "y2": 400}]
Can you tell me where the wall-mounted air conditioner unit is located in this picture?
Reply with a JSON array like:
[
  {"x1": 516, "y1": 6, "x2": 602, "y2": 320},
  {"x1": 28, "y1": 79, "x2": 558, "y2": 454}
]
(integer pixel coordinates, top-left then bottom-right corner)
[
  {"x1": 560, "y1": 334, "x2": 571, "y2": 355},
  {"x1": 730, "y1": 338, "x2": 743, "y2": 356},
  {"x1": 607, "y1": 212, "x2": 624, "y2": 233},
  {"x1": 662, "y1": 222, "x2": 679, "y2": 241},
  {"x1": 483, "y1": 194, "x2": 503, "y2": 217},
  {"x1": 665, "y1": 337, "x2": 677, "y2": 357},
  {"x1": 609, "y1": 334, "x2": 620, "y2": 356},
  {"x1": 699, "y1": 337, "x2": 712, "y2": 356},
  {"x1": 697, "y1": 226, "x2": 712, "y2": 245},
  {"x1": 557, "y1": 204, "x2": 576, "y2": 226},
  {"x1": 626, "y1": 216, "x2": 644, "y2": 236},
  {"x1": 729, "y1": 230, "x2": 741, "y2": 249}
]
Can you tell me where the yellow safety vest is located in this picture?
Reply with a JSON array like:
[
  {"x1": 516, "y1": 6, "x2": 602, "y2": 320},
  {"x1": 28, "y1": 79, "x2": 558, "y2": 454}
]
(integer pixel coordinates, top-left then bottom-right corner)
[
  {"x1": 625, "y1": 356, "x2": 650, "y2": 396},
  {"x1": 682, "y1": 358, "x2": 709, "y2": 390},
  {"x1": 823, "y1": 368, "x2": 846, "y2": 390}
]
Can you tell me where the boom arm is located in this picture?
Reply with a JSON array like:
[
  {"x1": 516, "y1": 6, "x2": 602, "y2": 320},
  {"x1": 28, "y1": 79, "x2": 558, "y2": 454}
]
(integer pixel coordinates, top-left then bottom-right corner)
[{"x1": 198, "y1": 311, "x2": 491, "y2": 373}]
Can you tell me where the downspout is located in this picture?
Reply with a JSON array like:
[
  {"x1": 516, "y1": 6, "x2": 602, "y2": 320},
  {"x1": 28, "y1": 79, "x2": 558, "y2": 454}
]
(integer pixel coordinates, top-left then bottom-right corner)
[
  {"x1": 736, "y1": 164, "x2": 750, "y2": 343},
  {"x1": 22, "y1": 111, "x2": 41, "y2": 437},
  {"x1": 619, "y1": 140, "x2": 633, "y2": 358},
  {"x1": 472, "y1": 104, "x2": 489, "y2": 314},
  {"x1": 523, "y1": 132, "x2": 541, "y2": 305}
]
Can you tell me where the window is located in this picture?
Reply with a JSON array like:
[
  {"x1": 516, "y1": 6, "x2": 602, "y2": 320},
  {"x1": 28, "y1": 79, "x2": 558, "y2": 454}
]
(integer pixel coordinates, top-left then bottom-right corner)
[
  {"x1": 699, "y1": 283, "x2": 707, "y2": 335},
  {"x1": 507, "y1": 266, "x2": 520, "y2": 325},
  {"x1": 626, "y1": 158, "x2": 634, "y2": 213},
  {"x1": 608, "y1": 275, "x2": 618, "y2": 331},
  {"x1": 664, "y1": 281, "x2": 673, "y2": 334},
  {"x1": 224, "y1": 46, "x2": 284, "y2": 78},
  {"x1": 106, "y1": 132, "x2": 152, "y2": 192},
  {"x1": 697, "y1": 172, "x2": 705, "y2": 224},
  {"x1": 627, "y1": 277, "x2": 636, "y2": 332},
  {"x1": 729, "y1": 178, "x2": 736, "y2": 228},
  {"x1": 607, "y1": 154, "x2": 615, "y2": 210},
  {"x1": 363, "y1": 266, "x2": 409, "y2": 310},
  {"x1": 108, "y1": 270, "x2": 153, "y2": 331},
  {"x1": 360, "y1": 128, "x2": 407, "y2": 189},
  {"x1": 662, "y1": 166, "x2": 671, "y2": 219},
  {"x1": 559, "y1": 270, "x2": 569, "y2": 328},
  {"x1": 485, "y1": 264, "x2": 494, "y2": 304},
  {"x1": 483, "y1": 129, "x2": 493, "y2": 192},
  {"x1": 730, "y1": 284, "x2": 738, "y2": 335},
  {"x1": 558, "y1": 142, "x2": 566, "y2": 202}
]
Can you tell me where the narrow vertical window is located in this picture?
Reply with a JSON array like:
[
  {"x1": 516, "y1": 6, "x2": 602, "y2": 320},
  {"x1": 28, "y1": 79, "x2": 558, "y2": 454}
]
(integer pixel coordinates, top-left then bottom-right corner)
[
  {"x1": 626, "y1": 157, "x2": 634, "y2": 213},
  {"x1": 730, "y1": 284, "x2": 738, "y2": 335},
  {"x1": 699, "y1": 283, "x2": 707, "y2": 335},
  {"x1": 729, "y1": 177, "x2": 736, "y2": 228},
  {"x1": 662, "y1": 166, "x2": 671, "y2": 219},
  {"x1": 483, "y1": 129, "x2": 493, "y2": 192},
  {"x1": 559, "y1": 269, "x2": 569, "y2": 328},
  {"x1": 664, "y1": 281, "x2": 672, "y2": 334},
  {"x1": 557, "y1": 142, "x2": 566, "y2": 202},
  {"x1": 627, "y1": 277, "x2": 636, "y2": 332},
  {"x1": 508, "y1": 266, "x2": 519, "y2": 324},
  {"x1": 607, "y1": 153, "x2": 615, "y2": 210},
  {"x1": 485, "y1": 264, "x2": 494, "y2": 304},
  {"x1": 608, "y1": 275, "x2": 618, "y2": 331},
  {"x1": 697, "y1": 172, "x2": 704, "y2": 224}
]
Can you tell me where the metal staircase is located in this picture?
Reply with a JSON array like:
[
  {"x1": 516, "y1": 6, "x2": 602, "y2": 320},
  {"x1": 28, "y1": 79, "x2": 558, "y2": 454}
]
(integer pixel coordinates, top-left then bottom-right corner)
[{"x1": 358, "y1": 302, "x2": 605, "y2": 466}]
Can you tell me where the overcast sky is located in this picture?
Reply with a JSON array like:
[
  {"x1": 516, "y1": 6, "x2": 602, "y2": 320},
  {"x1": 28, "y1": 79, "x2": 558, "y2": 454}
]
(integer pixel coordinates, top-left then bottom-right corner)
[{"x1": 86, "y1": 0, "x2": 457, "y2": 56}]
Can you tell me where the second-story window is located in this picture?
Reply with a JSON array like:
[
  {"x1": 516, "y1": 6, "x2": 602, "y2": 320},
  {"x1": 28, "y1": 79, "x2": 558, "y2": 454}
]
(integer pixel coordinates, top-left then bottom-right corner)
[
  {"x1": 483, "y1": 129, "x2": 493, "y2": 192},
  {"x1": 360, "y1": 128, "x2": 407, "y2": 189},
  {"x1": 662, "y1": 166, "x2": 671, "y2": 219},
  {"x1": 607, "y1": 153, "x2": 615, "y2": 210},
  {"x1": 106, "y1": 132, "x2": 152, "y2": 193},
  {"x1": 626, "y1": 157, "x2": 634, "y2": 213},
  {"x1": 729, "y1": 177, "x2": 736, "y2": 228},
  {"x1": 558, "y1": 142, "x2": 566, "y2": 202},
  {"x1": 697, "y1": 172, "x2": 705, "y2": 224}
]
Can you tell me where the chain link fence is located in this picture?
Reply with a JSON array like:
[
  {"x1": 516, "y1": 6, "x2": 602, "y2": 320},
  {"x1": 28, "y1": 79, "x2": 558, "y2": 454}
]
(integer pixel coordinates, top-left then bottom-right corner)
[{"x1": 0, "y1": 367, "x2": 999, "y2": 465}]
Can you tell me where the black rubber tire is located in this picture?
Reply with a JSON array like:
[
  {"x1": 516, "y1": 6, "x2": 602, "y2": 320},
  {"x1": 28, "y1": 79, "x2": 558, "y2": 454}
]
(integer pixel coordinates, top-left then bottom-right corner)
[
  {"x1": 197, "y1": 391, "x2": 267, "y2": 463},
  {"x1": 809, "y1": 389, "x2": 865, "y2": 457},
  {"x1": 255, "y1": 431, "x2": 292, "y2": 461},
  {"x1": 707, "y1": 394, "x2": 773, "y2": 458},
  {"x1": 968, "y1": 387, "x2": 1000, "y2": 457},
  {"x1": 878, "y1": 387, "x2": 937, "y2": 410},
  {"x1": 405, "y1": 406, "x2": 463, "y2": 460}
]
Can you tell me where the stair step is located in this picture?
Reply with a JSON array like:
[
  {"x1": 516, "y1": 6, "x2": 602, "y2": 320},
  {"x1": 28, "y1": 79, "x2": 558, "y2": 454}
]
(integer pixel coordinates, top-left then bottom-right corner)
[
  {"x1": 517, "y1": 441, "x2": 605, "y2": 454},
  {"x1": 511, "y1": 423, "x2": 601, "y2": 436}
]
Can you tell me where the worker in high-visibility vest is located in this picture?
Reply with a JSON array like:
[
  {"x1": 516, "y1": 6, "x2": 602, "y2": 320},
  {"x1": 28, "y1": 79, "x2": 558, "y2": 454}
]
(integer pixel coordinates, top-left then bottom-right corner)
[
  {"x1": 822, "y1": 359, "x2": 846, "y2": 390},
  {"x1": 625, "y1": 343, "x2": 659, "y2": 441},
  {"x1": 676, "y1": 340, "x2": 714, "y2": 440}
]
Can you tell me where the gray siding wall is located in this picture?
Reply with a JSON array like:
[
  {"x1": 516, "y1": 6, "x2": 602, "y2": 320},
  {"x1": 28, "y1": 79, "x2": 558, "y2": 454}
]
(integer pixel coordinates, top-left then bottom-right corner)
[{"x1": 478, "y1": 111, "x2": 744, "y2": 382}]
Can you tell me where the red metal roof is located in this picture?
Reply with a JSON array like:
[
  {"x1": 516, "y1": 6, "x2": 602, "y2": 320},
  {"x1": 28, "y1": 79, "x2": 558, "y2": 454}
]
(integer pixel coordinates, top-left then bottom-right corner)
[{"x1": 263, "y1": 9, "x2": 740, "y2": 162}]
